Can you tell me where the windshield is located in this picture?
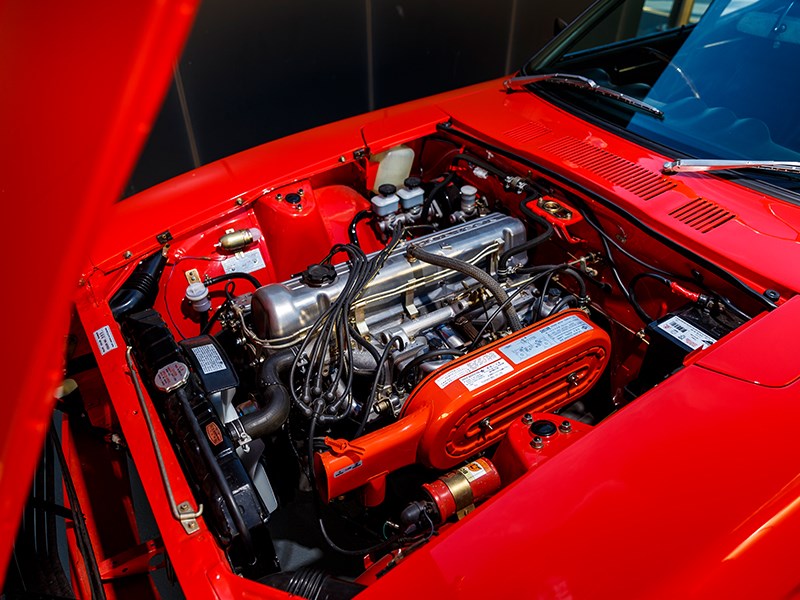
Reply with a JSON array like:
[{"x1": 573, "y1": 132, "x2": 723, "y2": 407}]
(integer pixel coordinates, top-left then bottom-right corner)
[{"x1": 523, "y1": 0, "x2": 800, "y2": 164}]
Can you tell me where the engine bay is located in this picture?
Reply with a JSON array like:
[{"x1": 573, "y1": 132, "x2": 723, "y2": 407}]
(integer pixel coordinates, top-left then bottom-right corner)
[{"x1": 66, "y1": 128, "x2": 765, "y2": 598}]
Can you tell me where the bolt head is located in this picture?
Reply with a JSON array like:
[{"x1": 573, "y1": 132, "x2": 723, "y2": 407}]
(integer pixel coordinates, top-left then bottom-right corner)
[
  {"x1": 123, "y1": 250, "x2": 132, "y2": 259},
  {"x1": 559, "y1": 420, "x2": 573, "y2": 433}
]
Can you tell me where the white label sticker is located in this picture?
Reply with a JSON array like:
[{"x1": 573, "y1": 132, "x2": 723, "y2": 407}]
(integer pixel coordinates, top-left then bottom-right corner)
[
  {"x1": 500, "y1": 315, "x2": 592, "y2": 364},
  {"x1": 221, "y1": 248, "x2": 266, "y2": 275},
  {"x1": 658, "y1": 316, "x2": 716, "y2": 350},
  {"x1": 459, "y1": 460, "x2": 488, "y2": 482},
  {"x1": 333, "y1": 461, "x2": 363, "y2": 478},
  {"x1": 93, "y1": 325, "x2": 118, "y2": 355},
  {"x1": 459, "y1": 359, "x2": 513, "y2": 391},
  {"x1": 191, "y1": 344, "x2": 226, "y2": 374},
  {"x1": 435, "y1": 351, "x2": 502, "y2": 389}
]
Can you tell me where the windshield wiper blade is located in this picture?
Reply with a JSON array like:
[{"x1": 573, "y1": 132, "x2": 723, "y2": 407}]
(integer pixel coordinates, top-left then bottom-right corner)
[
  {"x1": 503, "y1": 73, "x2": 664, "y2": 119},
  {"x1": 663, "y1": 159, "x2": 800, "y2": 174}
]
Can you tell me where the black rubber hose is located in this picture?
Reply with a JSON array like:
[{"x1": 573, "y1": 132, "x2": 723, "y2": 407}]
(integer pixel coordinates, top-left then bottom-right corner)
[
  {"x1": 229, "y1": 350, "x2": 293, "y2": 441},
  {"x1": 438, "y1": 123, "x2": 774, "y2": 313},
  {"x1": 421, "y1": 172, "x2": 455, "y2": 221},
  {"x1": 498, "y1": 197, "x2": 554, "y2": 274},
  {"x1": 407, "y1": 245, "x2": 523, "y2": 331},
  {"x1": 177, "y1": 390, "x2": 254, "y2": 555},
  {"x1": 629, "y1": 272, "x2": 673, "y2": 323},
  {"x1": 205, "y1": 271, "x2": 262, "y2": 290},
  {"x1": 348, "y1": 210, "x2": 373, "y2": 247},
  {"x1": 397, "y1": 348, "x2": 466, "y2": 391},
  {"x1": 348, "y1": 323, "x2": 382, "y2": 365},
  {"x1": 110, "y1": 247, "x2": 169, "y2": 320},
  {"x1": 452, "y1": 153, "x2": 510, "y2": 179}
]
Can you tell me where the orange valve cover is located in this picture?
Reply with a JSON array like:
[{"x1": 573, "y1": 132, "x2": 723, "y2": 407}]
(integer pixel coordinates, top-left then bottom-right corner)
[{"x1": 316, "y1": 310, "x2": 610, "y2": 503}]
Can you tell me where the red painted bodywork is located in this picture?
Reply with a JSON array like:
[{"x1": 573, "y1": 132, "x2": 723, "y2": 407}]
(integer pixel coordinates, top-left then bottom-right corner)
[
  {"x1": 6, "y1": 2, "x2": 800, "y2": 599},
  {"x1": 0, "y1": 0, "x2": 199, "y2": 585},
  {"x1": 492, "y1": 413, "x2": 593, "y2": 485}
]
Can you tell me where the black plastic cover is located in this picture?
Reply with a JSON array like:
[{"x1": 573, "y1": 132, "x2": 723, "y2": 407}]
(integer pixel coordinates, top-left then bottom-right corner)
[{"x1": 180, "y1": 335, "x2": 239, "y2": 395}]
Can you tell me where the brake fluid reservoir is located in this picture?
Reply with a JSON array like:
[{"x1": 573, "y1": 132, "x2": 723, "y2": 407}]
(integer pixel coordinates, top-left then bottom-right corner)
[{"x1": 372, "y1": 145, "x2": 415, "y2": 193}]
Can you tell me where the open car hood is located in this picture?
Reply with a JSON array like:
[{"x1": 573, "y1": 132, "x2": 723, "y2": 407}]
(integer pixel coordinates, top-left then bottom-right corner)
[{"x1": 0, "y1": 0, "x2": 198, "y2": 575}]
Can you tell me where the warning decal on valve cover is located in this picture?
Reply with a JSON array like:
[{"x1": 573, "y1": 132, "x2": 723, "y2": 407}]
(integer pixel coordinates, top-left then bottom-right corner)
[
  {"x1": 459, "y1": 359, "x2": 513, "y2": 391},
  {"x1": 435, "y1": 351, "x2": 502, "y2": 389},
  {"x1": 93, "y1": 325, "x2": 118, "y2": 355},
  {"x1": 500, "y1": 315, "x2": 592, "y2": 364},
  {"x1": 191, "y1": 344, "x2": 226, "y2": 374}
]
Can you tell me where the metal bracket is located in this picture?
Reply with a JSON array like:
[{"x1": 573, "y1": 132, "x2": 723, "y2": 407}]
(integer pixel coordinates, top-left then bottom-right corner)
[
  {"x1": 354, "y1": 306, "x2": 369, "y2": 336},
  {"x1": 403, "y1": 285, "x2": 419, "y2": 319},
  {"x1": 177, "y1": 502, "x2": 200, "y2": 534}
]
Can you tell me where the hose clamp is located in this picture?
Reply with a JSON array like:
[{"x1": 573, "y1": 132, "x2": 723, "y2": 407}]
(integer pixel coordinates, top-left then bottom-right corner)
[{"x1": 229, "y1": 419, "x2": 252, "y2": 452}]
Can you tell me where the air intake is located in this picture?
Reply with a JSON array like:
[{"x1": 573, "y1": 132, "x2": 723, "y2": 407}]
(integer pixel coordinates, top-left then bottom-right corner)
[
  {"x1": 504, "y1": 121, "x2": 551, "y2": 143},
  {"x1": 540, "y1": 136, "x2": 676, "y2": 200},
  {"x1": 669, "y1": 198, "x2": 736, "y2": 233}
]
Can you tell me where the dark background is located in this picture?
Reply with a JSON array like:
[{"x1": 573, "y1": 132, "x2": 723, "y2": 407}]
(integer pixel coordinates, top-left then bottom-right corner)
[{"x1": 126, "y1": 0, "x2": 592, "y2": 196}]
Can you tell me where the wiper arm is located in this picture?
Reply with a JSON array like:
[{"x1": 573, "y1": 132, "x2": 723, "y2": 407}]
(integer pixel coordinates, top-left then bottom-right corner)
[
  {"x1": 663, "y1": 159, "x2": 800, "y2": 174},
  {"x1": 503, "y1": 73, "x2": 664, "y2": 119}
]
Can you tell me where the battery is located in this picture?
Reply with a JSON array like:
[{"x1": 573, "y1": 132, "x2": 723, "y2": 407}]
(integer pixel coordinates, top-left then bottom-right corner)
[{"x1": 632, "y1": 303, "x2": 745, "y2": 394}]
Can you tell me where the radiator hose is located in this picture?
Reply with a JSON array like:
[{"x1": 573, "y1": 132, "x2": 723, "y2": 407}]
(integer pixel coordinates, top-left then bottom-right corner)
[
  {"x1": 227, "y1": 350, "x2": 293, "y2": 443},
  {"x1": 407, "y1": 244, "x2": 523, "y2": 331}
]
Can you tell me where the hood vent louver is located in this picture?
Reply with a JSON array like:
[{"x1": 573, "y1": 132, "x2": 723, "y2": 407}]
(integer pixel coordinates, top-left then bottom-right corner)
[
  {"x1": 669, "y1": 198, "x2": 736, "y2": 233},
  {"x1": 504, "y1": 121, "x2": 551, "y2": 144},
  {"x1": 540, "y1": 136, "x2": 676, "y2": 201}
]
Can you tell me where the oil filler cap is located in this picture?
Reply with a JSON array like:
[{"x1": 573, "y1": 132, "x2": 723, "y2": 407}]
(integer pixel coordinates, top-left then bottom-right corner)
[
  {"x1": 301, "y1": 263, "x2": 337, "y2": 287},
  {"x1": 530, "y1": 419, "x2": 557, "y2": 437}
]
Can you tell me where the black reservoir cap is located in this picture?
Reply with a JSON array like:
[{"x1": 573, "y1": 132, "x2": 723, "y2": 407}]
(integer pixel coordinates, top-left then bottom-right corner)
[{"x1": 530, "y1": 419, "x2": 557, "y2": 437}]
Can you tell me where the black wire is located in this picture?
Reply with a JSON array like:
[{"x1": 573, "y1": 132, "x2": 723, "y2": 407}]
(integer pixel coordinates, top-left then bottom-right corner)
[
  {"x1": 437, "y1": 124, "x2": 773, "y2": 313},
  {"x1": 306, "y1": 412, "x2": 388, "y2": 557},
  {"x1": 199, "y1": 281, "x2": 237, "y2": 335},
  {"x1": 348, "y1": 210, "x2": 373, "y2": 248},
  {"x1": 498, "y1": 195, "x2": 554, "y2": 273},
  {"x1": 452, "y1": 153, "x2": 510, "y2": 180},
  {"x1": 205, "y1": 271, "x2": 262, "y2": 289},
  {"x1": 290, "y1": 226, "x2": 405, "y2": 423},
  {"x1": 177, "y1": 391, "x2": 254, "y2": 555},
  {"x1": 628, "y1": 272, "x2": 674, "y2": 323},
  {"x1": 467, "y1": 284, "x2": 534, "y2": 352},
  {"x1": 354, "y1": 335, "x2": 404, "y2": 438},
  {"x1": 467, "y1": 265, "x2": 587, "y2": 351},
  {"x1": 421, "y1": 172, "x2": 455, "y2": 221},
  {"x1": 348, "y1": 323, "x2": 382, "y2": 365},
  {"x1": 551, "y1": 293, "x2": 578, "y2": 314},
  {"x1": 396, "y1": 348, "x2": 466, "y2": 391},
  {"x1": 48, "y1": 428, "x2": 107, "y2": 600}
]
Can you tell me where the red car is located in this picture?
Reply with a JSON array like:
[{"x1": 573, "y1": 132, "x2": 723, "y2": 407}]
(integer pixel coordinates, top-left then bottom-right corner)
[{"x1": 5, "y1": 0, "x2": 800, "y2": 598}]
